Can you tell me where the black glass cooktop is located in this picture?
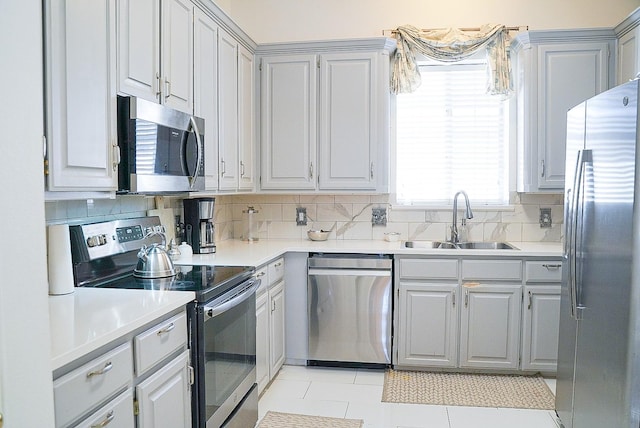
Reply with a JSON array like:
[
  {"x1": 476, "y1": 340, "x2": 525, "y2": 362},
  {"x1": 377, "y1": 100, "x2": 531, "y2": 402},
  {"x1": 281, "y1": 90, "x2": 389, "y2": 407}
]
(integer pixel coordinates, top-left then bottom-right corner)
[{"x1": 88, "y1": 264, "x2": 254, "y2": 302}]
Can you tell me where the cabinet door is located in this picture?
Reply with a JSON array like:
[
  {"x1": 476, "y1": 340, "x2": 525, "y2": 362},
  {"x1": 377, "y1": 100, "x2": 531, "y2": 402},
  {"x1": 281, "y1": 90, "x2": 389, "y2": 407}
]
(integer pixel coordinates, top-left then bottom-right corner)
[
  {"x1": 618, "y1": 27, "x2": 640, "y2": 85},
  {"x1": 46, "y1": 0, "x2": 118, "y2": 191},
  {"x1": 319, "y1": 53, "x2": 377, "y2": 190},
  {"x1": 136, "y1": 350, "x2": 191, "y2": 428},
  {"x1": 238, "y1": 45, "x2": 256, "y2": 190},
  {"x1": 256, "y1": 292, "x2": 270, "y2": 395},
  {"x1": 269, "y1": 281, "x2": 286, "y2": 377},
  {"x1": 397, "y1": 282, "x2": 458, "y2": 368},
  {"x1": 537, "y1": 42, "x2": 609, "y2": 189},
  {"x1": 460, "y1": 284, "x2": 522, "y2": 369},
  {"x1": 218, "y1": 28, "x2": 239, "y2": 190},
  {"x1": 522, "y1": 285, "x2": 560, "y2": 372},
  {"x1": 161, "y1": 0, "x2": 193, "y2": 114},
  {"x1": 194, "y1": 8, "x2": 218, "y2": 190},
  {"x1": 116, "y1": 0, "x2": 160, "y2": 102},
  {"x1": 260, "y1": 55, "x2": 318, "y2": 190}
]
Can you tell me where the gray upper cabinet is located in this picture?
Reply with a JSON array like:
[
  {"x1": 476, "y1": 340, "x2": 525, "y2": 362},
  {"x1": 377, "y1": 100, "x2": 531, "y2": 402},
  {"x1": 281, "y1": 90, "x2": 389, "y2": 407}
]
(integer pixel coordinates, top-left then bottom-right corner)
[
  {"x1": 259, "y1": 54, "x2": 318, "y2": 190},
  {"x1": 117, "y1": 0, "x2": 194, "y2": 114},
  {"x1": 44, "y1": 0, "x2": 119, "y2": 192},
  {"x1": 257, "y1": 39, "x2": 394, "y2": 192},
  {"x1": 218, "y1": 28, "x2": 240, "y2": 190},
  {"x1": 318, "y1": 52, "x2": 378, "y2": 190},
  {"x1": 238, "y1": 45, "x2": 256, "y2": 191},
  {"x1": 615, "y1": 8, "x2": 640, "y2": 85},
  {"x1": 194, "y1": 7, "x2": 219, "y2": 191},
  {"x1": 513, "y1": 30, "x2": 615, "y2": 193}
]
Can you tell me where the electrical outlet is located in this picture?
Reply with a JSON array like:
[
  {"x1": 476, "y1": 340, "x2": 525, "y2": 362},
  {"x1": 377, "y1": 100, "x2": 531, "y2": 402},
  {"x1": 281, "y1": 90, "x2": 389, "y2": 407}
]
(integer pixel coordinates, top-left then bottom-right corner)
[
  {"x1": 372, "y1": 207, "x2": 387, "y2": 226},
  {"x1": 539, "y1": 208, "x2": 552, "y2": 228},
  {"x1": 296, "y1": 207, "x2": 307, "y2": 226}
]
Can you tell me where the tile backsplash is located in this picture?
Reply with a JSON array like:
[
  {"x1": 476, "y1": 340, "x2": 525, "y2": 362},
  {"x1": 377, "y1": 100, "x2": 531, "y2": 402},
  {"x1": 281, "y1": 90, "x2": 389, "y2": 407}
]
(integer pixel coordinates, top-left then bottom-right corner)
[{"x1": 45, "y1": 192, "x2": 563, "y2": 243}]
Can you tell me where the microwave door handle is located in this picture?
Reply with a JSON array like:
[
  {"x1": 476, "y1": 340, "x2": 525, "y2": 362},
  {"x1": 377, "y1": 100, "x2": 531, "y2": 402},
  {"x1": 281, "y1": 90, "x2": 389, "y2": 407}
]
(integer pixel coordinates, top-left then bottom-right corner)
[
  {"x1": 204, "y1": 279, "x2": 260, "y2": 319},
  {"x1": 188, "y1": 116, "x2": 203, "y2": 189}
]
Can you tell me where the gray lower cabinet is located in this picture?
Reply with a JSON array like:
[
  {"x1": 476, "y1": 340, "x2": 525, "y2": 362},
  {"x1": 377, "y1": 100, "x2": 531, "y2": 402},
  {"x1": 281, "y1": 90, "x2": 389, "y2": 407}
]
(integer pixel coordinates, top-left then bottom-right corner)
[
  {"x1": 459, "y1": 283, "x2": 522, "y2": 370},
  {"x1": 521, "y1": 261, "x2": 562, "y2": 372},
  {"x1": 53, "y1": 310, "x2": 191, "y2": 428},
  {"x1": 397, "y1": 282, "x2": 458, "y2": 368},
  {"x1": 395, "y1": 256, "x2": 560, "y2": 373},
  {"x1": 255, "y1": 258, "x2": 286, "y2": 395}
]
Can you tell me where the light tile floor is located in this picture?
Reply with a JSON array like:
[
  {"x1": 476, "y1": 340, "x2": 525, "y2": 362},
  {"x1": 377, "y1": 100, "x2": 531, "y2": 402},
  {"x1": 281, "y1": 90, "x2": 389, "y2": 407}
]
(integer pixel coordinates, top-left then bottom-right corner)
[{"x1": 258, "y1": 365, "x2": 561, "y2": 428}]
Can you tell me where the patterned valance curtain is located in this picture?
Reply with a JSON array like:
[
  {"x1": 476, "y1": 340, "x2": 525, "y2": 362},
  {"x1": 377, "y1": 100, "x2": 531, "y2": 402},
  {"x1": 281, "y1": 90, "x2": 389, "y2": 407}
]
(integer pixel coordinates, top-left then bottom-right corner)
[{"x1": 391, "y1": 24, "x2": 512, "y2": 96}]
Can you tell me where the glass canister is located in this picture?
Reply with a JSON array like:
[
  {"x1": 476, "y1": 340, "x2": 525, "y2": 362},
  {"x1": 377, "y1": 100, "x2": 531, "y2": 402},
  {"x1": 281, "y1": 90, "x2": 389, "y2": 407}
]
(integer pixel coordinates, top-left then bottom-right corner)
[{"x1": 242, "y1": 206, "x2": 259, "y2": 241}]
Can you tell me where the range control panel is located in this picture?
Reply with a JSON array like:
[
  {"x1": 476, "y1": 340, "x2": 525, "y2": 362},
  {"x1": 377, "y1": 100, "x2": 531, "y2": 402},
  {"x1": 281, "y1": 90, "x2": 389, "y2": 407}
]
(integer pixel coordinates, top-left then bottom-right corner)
[{"x1": 70, "y1": 217, "x2": 165, "y2": 262}]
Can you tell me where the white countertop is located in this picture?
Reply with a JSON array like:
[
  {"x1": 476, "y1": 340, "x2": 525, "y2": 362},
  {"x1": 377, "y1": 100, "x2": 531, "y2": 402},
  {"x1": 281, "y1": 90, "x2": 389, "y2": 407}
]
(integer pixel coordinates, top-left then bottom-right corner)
[
  {"x1": 50, "y1": 238, "x2": 561, "y2": 371},
  {"x1": 49, "y1": 288, "x2": 194, "y2": 371},
  {"x1": 177, "y1": 239, "x2": 563, "y2": 267}
]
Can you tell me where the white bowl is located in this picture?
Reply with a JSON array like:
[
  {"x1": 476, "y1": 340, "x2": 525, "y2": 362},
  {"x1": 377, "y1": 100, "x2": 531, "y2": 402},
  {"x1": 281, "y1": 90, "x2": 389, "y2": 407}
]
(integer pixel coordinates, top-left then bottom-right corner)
[
  {"x1": 384, "y1": 232, "x2": 400, "y2": 242},
  {"x1": 307, "y1": 230, "x2": 330, "y2": 241}
]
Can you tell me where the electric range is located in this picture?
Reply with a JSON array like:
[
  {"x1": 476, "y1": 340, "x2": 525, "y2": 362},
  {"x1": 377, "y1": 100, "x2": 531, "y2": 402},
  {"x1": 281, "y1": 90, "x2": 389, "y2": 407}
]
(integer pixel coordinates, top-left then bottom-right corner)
[{"x1": 69, "y1": 217, "x2": 259, "y2": 428}]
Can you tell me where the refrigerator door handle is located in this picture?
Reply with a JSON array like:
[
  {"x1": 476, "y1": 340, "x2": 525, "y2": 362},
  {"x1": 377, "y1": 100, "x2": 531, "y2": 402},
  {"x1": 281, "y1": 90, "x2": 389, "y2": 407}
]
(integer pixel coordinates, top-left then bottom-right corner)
[{"x1": 570, "y1": 149, "x2": 591, "y2": 320}]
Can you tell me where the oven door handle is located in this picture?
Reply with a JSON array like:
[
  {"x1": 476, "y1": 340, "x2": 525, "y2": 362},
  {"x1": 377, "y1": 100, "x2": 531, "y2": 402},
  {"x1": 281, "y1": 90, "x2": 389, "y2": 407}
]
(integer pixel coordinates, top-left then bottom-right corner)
[{"x1": 204, "y1": 279, "x2": 260, "y2": 319}]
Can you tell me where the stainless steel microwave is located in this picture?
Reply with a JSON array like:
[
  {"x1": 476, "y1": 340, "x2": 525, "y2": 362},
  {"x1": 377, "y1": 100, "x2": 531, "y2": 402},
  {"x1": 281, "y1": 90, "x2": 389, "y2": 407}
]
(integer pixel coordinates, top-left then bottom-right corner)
[{"x1": 117, "y1": 96, "x2": 205, "y2": 194}]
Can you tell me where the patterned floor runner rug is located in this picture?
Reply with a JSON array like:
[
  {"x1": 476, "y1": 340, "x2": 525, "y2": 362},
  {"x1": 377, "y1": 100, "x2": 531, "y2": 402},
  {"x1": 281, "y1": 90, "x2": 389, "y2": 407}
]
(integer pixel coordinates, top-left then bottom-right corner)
[
  {"x1": 382, "y1": 370, "x2": 555, "y2": 409},
  {"x1": 256, "y1": 411, "x2": 364, "y2": 428}
]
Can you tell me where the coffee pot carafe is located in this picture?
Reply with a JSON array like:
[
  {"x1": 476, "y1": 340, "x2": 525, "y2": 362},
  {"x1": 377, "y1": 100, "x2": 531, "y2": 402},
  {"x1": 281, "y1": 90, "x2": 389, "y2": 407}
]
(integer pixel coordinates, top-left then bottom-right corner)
[{"x1": 184, "y1": 197, "x2": 216, "y2": 254}]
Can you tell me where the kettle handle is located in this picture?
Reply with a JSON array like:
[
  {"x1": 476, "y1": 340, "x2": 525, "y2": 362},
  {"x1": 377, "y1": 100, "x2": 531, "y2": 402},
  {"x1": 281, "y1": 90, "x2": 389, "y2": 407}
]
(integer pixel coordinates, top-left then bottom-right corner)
[{"x1": 143, "y1": 230, "x2": 167, "y2": 248}]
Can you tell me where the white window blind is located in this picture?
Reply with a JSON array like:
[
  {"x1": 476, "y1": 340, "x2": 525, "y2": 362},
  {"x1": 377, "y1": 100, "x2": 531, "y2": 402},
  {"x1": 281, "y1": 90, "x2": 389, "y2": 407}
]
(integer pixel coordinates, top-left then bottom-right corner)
[{"x1": 395, "y1": 63, "x2": 509, "y2": 206}]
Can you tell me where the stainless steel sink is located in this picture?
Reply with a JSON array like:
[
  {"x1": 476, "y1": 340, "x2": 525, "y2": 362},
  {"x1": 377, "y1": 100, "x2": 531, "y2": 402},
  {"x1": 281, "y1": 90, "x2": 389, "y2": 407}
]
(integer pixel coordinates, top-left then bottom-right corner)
[
  {"x1": 403, "y1": 241, "x2": 518, "y2": 250},
  {"x1": 455, "y1": 242, "x2": 518, "y2": 250},
  {"x1": 403, "y1": 241, "x2": 455, "y2": 249}
]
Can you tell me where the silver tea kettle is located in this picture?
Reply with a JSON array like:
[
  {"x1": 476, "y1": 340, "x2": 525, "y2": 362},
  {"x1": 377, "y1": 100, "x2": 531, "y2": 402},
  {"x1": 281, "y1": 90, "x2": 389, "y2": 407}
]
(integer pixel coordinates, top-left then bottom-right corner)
[{"x1": 134, "y1": 231, "x2": 177, "y2": 279}]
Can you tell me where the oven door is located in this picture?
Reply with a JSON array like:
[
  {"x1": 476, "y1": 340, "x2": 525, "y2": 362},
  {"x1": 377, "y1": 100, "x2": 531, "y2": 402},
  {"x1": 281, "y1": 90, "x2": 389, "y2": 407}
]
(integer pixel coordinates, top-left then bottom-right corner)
[{"x1": 196, "y1": 279, "x2": 259, "y2": 428}]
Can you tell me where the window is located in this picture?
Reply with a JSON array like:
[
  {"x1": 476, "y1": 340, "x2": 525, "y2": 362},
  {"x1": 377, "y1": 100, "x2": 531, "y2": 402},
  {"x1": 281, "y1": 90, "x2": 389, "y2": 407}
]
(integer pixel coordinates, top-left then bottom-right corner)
[{"x1": 395, "y1": 62, "x2": 510, "y2": 206}]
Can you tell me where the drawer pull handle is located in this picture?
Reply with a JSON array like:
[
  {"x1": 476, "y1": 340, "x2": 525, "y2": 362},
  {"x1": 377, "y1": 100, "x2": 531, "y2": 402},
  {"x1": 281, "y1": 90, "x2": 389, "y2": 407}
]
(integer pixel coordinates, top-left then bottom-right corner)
[
  {"x1": 542, "y1": 264, "x2": 561, "y2": 270},
  {"x1": 274, "y1": 262, "x2": 282, "y2": 267},
  {"x1": 256, "y1": 272, "x2": 266, "y2": 278},
  {"x1": 86, "y1": 362, "x2": 113, "y2": 378},
  {"x1": 91, "y1": 410, "x2": 114, "y2": 427},
  {"x1": 157, "y1": 322, "x2": 176, "y2": 336}
]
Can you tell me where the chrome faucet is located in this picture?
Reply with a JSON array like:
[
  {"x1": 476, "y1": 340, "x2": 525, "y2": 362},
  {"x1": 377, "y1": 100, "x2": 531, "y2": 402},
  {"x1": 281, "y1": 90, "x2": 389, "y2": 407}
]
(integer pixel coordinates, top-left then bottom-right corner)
[{"x1": 450, "y1": 190, "x2": 474, "y2": 244}]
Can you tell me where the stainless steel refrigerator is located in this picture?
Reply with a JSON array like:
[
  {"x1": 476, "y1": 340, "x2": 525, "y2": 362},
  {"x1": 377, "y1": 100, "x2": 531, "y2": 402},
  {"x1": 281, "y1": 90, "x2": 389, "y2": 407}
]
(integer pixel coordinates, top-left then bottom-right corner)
[{"x1": 556, "y1": 78, "x2": 640, "y2": 428}]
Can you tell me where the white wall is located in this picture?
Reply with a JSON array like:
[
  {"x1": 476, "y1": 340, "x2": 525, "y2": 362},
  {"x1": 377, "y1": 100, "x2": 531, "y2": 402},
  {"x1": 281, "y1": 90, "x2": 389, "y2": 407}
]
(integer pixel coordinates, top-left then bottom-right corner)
[
  {"x1": 223, "y1": 0, "x2": 640, "y2": 43},
  {"x1": 0, "y1": 1, "x2": 55, "y2": 427}
]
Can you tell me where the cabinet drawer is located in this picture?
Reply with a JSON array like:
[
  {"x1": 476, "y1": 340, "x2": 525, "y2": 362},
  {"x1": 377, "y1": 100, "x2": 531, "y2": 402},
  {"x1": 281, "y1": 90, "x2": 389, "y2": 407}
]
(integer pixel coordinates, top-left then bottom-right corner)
[
  {"x1": 525, "y1": 261, "x2": 563, "y2": 283},
  {"x1": 254, "y1": 265, "x2": 269, "y2": 296},
  {"x1": 461, "y1": 260, "x2": 522, "y2": 281},
  {"x1": 54, "y1": 342, "x2": 133, "y2": 428},
  {"x1": 268, "y1": 258, "x2": 285, "y2": 285},
  {"x1": 75, "y1": 388, "x2": 135, "y2": 428},
  {"x1": 134, "y1": 312, "x2": 187, "y2": 376},
  {"x1": 399, "y1": 259, "x2": 458, "y2": 280}
]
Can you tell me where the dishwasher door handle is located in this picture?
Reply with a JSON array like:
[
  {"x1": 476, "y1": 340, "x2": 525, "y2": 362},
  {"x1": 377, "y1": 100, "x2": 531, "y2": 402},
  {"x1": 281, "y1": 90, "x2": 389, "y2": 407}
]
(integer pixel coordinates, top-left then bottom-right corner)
[{"x1": 308, "y1": 269, "x2": 391, "y2": 277}]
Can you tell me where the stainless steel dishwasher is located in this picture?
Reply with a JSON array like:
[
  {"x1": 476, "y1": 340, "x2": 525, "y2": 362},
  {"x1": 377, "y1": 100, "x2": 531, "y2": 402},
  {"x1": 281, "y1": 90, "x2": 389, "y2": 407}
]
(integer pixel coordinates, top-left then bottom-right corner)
[{"x1": 307, "y1": 253, "x2": 392, "y2": 367}]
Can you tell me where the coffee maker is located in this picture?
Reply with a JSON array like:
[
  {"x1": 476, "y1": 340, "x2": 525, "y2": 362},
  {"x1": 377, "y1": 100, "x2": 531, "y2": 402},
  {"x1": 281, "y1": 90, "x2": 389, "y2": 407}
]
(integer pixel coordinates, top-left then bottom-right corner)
[{"x1": 183, "y1": 197, "x2": 216, "y2": 254}]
